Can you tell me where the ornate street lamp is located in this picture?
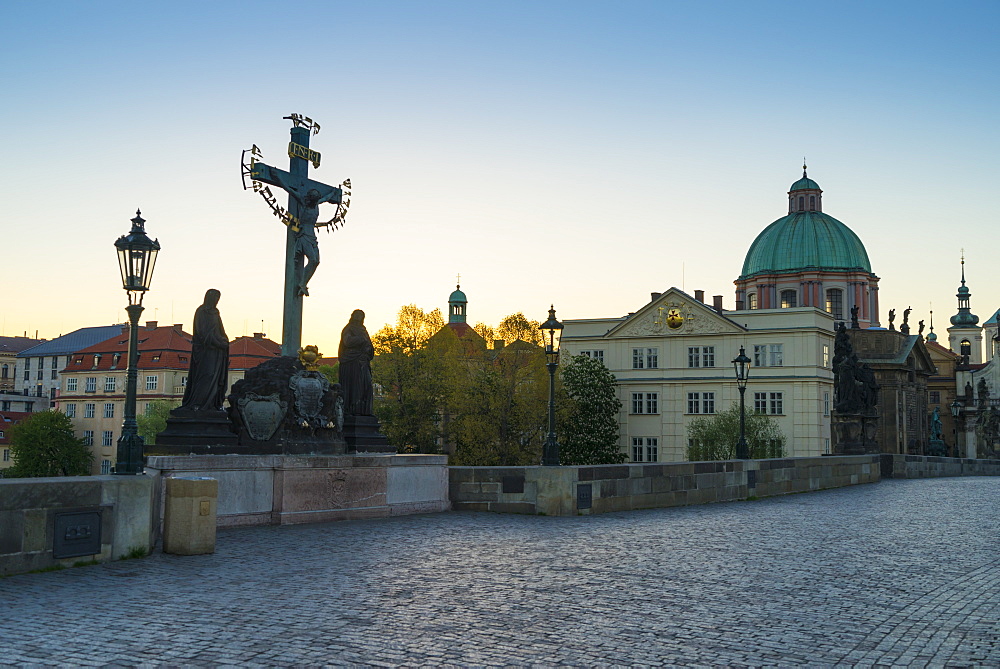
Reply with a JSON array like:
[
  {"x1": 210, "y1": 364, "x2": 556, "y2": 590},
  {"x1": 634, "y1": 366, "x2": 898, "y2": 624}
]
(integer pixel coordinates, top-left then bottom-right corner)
[
  {"x1": 113, "y1": 210, "x2": 160, "y2": 475},
  {"x1": 540, "y1": 305, "x2": 564, "y2": 466},
  {"x1": 733, "y1": 346, "x2": 752, "y2": 459},
  {"x1": 950, "y1": 399, "x2": 963, "y2": 458}
]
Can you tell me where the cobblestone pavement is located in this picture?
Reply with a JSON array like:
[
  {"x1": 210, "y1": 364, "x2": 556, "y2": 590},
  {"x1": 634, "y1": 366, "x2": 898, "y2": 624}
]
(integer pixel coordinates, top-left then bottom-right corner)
[{"x1": 2, "y1": 478, "x2": 999, "y2": 667}]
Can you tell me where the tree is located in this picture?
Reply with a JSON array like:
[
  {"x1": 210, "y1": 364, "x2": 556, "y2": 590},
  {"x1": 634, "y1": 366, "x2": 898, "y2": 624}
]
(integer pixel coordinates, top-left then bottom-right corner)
[
  {"x1": 450, "y1": 342, "x2": 548, "y2": 466},
  {"x1": 372, "y1": 305, "x2": 457, "y2": 453},
  {"x1": 137, "y1": 399, "x2": 181, "y2": 446},
  {"x1": 496, "y1": 313, "x2": 543, "y2": 347},
  {"x1": 686, "y1": 403, "x2": 786, "y2": 461},
  {"x1": 557, "y1": 355, "x2": 625, "y2": 465},
  {"x1": 4, "y1": 411, "x2": 93, "y2": 478}
]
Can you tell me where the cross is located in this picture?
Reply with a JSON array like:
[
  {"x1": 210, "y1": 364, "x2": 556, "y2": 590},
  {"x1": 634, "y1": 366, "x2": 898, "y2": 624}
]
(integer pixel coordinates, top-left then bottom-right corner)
[{"x1": 249, "y1": 118, "x2": 344, "y2": 357}]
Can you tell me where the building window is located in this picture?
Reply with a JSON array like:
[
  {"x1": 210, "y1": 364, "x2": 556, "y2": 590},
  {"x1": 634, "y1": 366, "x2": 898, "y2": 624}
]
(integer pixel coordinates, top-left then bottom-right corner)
[
  {"x1": 24, "y1": 359, "x2": 30, "y2": 370},
  {"x1": 824, "y1": 392, "x2": 830, "y2": 416},
  {"x1": 65, "y1": 403, "x2": 77, "y2": 418},
  {"x1": 688, "y1": 346, "x2": 715, "y2": 368},
  {"x1": 66, "y1": 378, "x2": 78, "y2": 392},
  {"x1": 823, "y1": 344, "x2": 830, "y2": 368},
  {"x1": 23, "y1": 369, "x2": 29, "y2": 381},
  {"x1": 85, "y1": 377, "x2": 97, "y2": 393},
  {"x1": 631, "y1": 392, "x2": 659, "y2": 414},
  {"x1": 49, "y1": 388, "x2": 57, "y2": 401},
  {"x1": 103, "y1": 403, "x2": 115, "y2": 419},
  {"x1": 24, "y1": 402, "x2": 33, "y2": 413},
  {"x1": 50, "y1": 369, "x2": 57, "y2": 380},
  {"x1": 825, "y1": 289, "x2": 844, "y2": 320},
  {"x1": 102, "y1": 430, "x2": 114, "y2": 447},
  {"x1": 960, "y1": 340, "x2": 971, "y2": 357},
  {"x1": 36, "y1": 368, "x2": 43, "y2": 380},
  {"x1": 798, "y1": 196, "x2": 804, "y2": 210},
  {"x1": 82, "y1": 430, "x2": 94, "y2": 446},
  {"x1": 754, "y1": 392, "x2": 767, "y2": 414},
  {"x1": 780, "y1": 290, "x2": 797, "y2": 308},
  {"x1": 2, "y1": 448, "x2": 8, "y2": 461},
  {"x1": 810, "y1": 195, "x2": 816, "y2": 210},
  {"x1": 1, "y1": 364, "x2": 7, "y2": 379},
  {"x1": 51, "y1": 357, "x2": 58, "y2": 369},
  {"x1": 145, "y1": 375, "x2": 158, "y2": 391},
  {"x1": 84, "y1": 403, "x2": 95, "y2": 419},
  {"x1": 929, "y1": 391, "x2": 941, "y2": 404},
  {"x1": 105, "y1": 377, "x2": 117, "y2": 392},
  {"x1": 579, "y1": 350, "x2": 605, "y2": 363},
  {"x1": 101, "y1": 460, "x2": 112, "y2": 474},
  {"x1": 631, "y1": 437, "x2": 658, "y2": 463},
  {"x1": 687, "y1": 392, "x2": 716, "y2": 414},
  {"x1": 631, "y1": 348, "x2": 658, "y2": 369},
  {"x1": 770, "y1": 392, "x2": 784, "y2": 415},
  {"x1": 753, "y1": 344, "x2": 783, "y2": 367},
  {"x1": 747, "y1": 293, "x2": 757, "y2": 310}
]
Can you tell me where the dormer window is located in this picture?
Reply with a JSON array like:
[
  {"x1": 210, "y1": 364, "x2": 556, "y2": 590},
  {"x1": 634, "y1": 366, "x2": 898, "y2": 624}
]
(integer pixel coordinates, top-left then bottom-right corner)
[
  {"x1": 92, "y1": 354, "x2": 102, "y2": 369},
  {"x1": 112, "y1": 353, "x2": 121, "y2": 368}
]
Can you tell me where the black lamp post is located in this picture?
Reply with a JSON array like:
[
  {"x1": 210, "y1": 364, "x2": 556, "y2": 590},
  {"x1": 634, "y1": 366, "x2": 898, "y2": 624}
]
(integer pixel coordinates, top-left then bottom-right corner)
[
  {"x1": 950, "y1": 399, "x2": 963, "y2": 458},
  {"x1": 540, "y1": 305, "x2": 564, "y2": 466},
  {"x1": 733, "y1": 346, "x2": 752, "y2": 459},
  {"x1": 113, "y1": 210, "x2": 160, "y2": 475}
]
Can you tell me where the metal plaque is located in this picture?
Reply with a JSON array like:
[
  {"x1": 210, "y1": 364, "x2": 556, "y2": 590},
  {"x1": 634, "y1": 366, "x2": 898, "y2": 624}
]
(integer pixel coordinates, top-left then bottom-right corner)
[
  {"x1": 53, "y1": 510, "x2": 102, "y2": 559},
  {"x1": 238, "y1": 392, "x2": 287, "y2": 441},
  {"x1": 577, "y1": 484, "x2": 592, "y2": 510}
]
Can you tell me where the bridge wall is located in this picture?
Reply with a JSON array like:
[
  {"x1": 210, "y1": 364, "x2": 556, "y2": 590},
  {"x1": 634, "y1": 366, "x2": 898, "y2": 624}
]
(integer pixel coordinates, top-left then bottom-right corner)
[
  {"x1": 880, "y1": 454, "x2": 1000, "y2": 478},
  {"x1": 450, "y1": 455, "x2": 881, "y2": 516}
]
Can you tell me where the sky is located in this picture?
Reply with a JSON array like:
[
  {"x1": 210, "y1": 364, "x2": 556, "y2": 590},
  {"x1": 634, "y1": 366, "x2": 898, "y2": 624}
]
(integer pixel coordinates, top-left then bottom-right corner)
[{"x1": 3, "y1": 1, "x2": 999, "y2": 356}]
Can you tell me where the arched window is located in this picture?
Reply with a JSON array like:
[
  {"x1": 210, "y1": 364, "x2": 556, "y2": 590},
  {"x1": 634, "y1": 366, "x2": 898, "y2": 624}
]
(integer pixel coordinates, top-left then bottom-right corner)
[
  {"x1": 810, "y1": 195, "x2": 816, "y2": 210},
  {"x1": 747, "y1": 293, "x2": 757, "y2": 310},
  {"x1": 961, "y1": 339, "x2": 971, "y2": 357},
  {"x1": 780, "y1": 290, "x2": 797, "y2": 308},
  {"x1": 825, "y1": 289, "x2": 844, "y2": 320},
  {"x1": 798, "y1": 196, "x2": 804, "y2": 211}
]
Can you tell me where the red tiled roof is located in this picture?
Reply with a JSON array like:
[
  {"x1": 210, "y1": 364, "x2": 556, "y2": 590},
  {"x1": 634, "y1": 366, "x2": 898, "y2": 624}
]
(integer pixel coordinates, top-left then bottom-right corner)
[
  {"x1": 63, "y1": 325, "x2": 193, "y2": 373},
  {"x1": 229, "y1": 335, "x2": 281, "y2": 371},
  {"x1": 0, "y1": 411, "x2": 31, "y2": 444}
]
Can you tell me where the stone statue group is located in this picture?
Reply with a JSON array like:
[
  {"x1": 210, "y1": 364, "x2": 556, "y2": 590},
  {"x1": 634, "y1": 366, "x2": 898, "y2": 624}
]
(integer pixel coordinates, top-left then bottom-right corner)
[
  {"x1": 182, "y1": 289, "x2": 374, "y2": 420},
  {"x1": 833, "y1": 323, "x2": 879, "y2": 415}
]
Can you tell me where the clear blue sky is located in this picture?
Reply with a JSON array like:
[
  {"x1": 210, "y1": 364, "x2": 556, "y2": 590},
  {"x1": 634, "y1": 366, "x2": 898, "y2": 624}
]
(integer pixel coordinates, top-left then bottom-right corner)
[{"x1": 3, "y1": 1, "x2": 998, "y2": 354}]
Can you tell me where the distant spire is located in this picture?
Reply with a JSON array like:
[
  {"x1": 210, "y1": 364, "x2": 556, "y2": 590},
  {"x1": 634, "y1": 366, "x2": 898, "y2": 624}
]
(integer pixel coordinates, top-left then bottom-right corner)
[
  {"x1": 960, "y1": 249, "x2": 966, "y2": 287},
  {"x1": 802, "y1": 158, "x2": 807, "y2": 178}
]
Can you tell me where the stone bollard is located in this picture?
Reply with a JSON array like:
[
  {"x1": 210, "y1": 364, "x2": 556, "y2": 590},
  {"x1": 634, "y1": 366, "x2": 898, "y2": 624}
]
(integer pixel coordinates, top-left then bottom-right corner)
[{"x1": 163, "y1": 476, "x2": 218, "y2": 555}]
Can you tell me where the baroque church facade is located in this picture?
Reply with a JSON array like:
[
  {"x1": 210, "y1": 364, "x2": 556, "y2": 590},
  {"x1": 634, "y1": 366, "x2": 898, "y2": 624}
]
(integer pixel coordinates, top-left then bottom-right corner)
[{"x1": 561, "y1": 170, "x2": 884, "y2": 461}]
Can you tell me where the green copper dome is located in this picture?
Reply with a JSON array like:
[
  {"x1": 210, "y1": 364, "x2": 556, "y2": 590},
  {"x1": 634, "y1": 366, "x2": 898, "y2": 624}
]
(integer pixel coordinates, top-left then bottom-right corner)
[
  {"x1": 790, "y1": 177, "x2": 821, "y2": 191},
  {"x1": 449, "y1": 287, "x2": 467, "y2": 303},
  {"x1": 740, "y1": 211, "x2": 872, "y2": 279}
]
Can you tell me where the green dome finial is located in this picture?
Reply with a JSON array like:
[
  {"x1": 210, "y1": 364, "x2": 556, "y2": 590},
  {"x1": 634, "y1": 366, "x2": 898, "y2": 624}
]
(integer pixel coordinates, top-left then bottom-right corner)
[
  {"x1": 449, "y1": 275, "x2": 468, "y2": 324},
  {"x1": 950, "y1": 253, "x2": 979, "y2": 326}
]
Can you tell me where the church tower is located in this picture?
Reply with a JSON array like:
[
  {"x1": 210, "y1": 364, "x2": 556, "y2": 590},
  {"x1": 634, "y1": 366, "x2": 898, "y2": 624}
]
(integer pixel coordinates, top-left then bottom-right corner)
[
  {"x1": 448, "y1": 281, "x2": 468, "y2": 324},
  {"x1": 947, "y1": 255, "x2": 982, "y2": 363}
]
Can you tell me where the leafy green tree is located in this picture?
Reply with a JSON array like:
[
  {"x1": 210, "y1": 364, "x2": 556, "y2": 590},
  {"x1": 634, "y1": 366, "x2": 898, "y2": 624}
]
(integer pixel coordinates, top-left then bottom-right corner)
[
  {"x1": 137, "y1": 399, "x2": 181, "y2": 446},
  {"x1": 496, "y1": 313, "x2": 543, "y2": 347},
  {"x1": 557, "y1": 355, "x2": 625, "y2": 465},
  {"x1": 372, "y1": 305, "x2": 457, "y2": 453},
  {"x1": 4, "y1": 411, "x2": 93, "y2": 478},
  {"x1": 686, "y1": 402, "x2": 786, "y2": 461},
  {"x1": 450, "y1": 342, "x2": 548, "y2": 466}
]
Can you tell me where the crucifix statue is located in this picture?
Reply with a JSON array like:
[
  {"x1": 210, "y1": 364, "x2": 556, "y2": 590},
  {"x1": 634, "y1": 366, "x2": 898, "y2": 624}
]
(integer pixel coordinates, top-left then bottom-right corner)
[{"x1": 243, "y1": 115, "x2": 350, "y2": 357}]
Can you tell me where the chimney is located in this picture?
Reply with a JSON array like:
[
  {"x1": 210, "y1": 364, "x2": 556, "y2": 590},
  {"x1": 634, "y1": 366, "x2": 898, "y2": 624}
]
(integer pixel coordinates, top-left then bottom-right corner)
[
  {"x1": 173, "y1": 324, "x2": 183, "y2": 330},
  {"x1": 694, "y1": 290, "x2": 705, "y2": 303},
  {"x1": 713, "y1": 295, "x2": 724, "y2": 313},
  {"x1": 651, "y1": 292, "x2": 662, "y2": 302},
  {"x1": 253, "y1": 332, "x2": 265, "y2": 339},
  {"x1": 145, "y1": 321, "x2": 158, "y2": 329},
  {"x1": 736, "y1": 300, "x2": 745, "y2": 310}
]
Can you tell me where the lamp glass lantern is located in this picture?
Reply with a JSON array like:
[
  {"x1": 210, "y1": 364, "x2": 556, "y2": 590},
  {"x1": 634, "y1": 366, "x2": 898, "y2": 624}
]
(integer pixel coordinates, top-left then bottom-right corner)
[
  {"x1": 950, "y1": 399, "x2": 962, "y2": 418},
  {"x1": 541, "y1": 306, "x2": 564, "y2": 364},
  {"x1": 115, "y1": 210, "x2": 160, "y2": 305},
  {"x1": 733, "y1": 346, "x2": 751, "y2": 389},
  {"x1": 732, "y1": 346, "x2": 752, "y2": 460}
]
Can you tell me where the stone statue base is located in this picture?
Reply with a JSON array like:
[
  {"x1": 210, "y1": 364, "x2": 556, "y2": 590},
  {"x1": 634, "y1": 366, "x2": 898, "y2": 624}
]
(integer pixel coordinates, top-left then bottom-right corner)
[
  {"x1": 227, "y1": 356, "x2": 348, "y2": 456},
  {"x1": 153, "y1": 408, "x2": 242, "y2": 455},
  {"x1": 343, "y1": 415, "x2": 393, "y2": 453},
  {"x1": 927, "y1": 439, "x2": 947, "y2": 457},
  {"x1": 832, "y1": 413, "x2": 879, "y2": 455}
]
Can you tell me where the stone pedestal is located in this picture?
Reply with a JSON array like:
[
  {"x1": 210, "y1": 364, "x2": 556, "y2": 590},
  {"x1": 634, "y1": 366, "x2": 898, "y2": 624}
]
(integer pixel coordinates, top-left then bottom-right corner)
[
  {"x1": 343, "y1": 415, "x2": 393, "y2": 453},
  {"x1": 832, "y1": 413, "x2": 879, "y2": 455},
  {"x1": 154, "y1": 408, "x2": 242, "y2": 455},
  {"x1": 163, "y1": 476, "x2": 217, "y2": 555},
  {"x1": 927, "y1": 439, "x2": 947, "y2": 457}
]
